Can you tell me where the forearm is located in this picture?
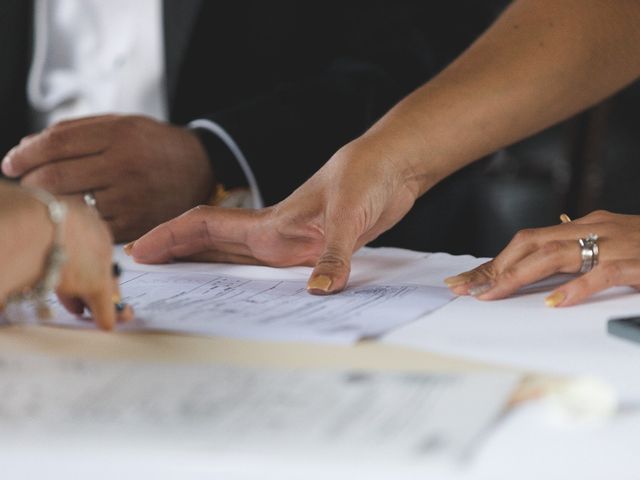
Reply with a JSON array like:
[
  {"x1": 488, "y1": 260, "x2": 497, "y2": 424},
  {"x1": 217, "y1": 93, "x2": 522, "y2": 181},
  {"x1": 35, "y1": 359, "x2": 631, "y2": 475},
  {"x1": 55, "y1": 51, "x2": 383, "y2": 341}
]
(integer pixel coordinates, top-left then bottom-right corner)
[
  {"x1": 0, "y1": 182, "x2": 53, "y2": 302},
  {"x1": 358, "y1": 0, "x2": 640, "y2": 197}
]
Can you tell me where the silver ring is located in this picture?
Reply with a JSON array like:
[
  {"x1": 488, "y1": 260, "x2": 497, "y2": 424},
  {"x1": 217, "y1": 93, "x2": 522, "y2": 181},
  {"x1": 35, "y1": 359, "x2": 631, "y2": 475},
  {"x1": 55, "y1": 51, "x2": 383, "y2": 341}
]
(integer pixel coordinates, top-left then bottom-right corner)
[
  {"x1": 578, "y1": 233, "x2": 599, "y2": 273},
  {"x1": 83, "y1": 191, "x2": 97, "y2": 209}
]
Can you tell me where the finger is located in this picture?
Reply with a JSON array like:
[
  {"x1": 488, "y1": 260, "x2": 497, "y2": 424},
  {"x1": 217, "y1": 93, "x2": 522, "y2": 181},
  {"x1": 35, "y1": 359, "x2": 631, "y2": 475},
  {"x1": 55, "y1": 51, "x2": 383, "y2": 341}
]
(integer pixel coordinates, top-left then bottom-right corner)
[
  {"x1": 175, "y1": 234, "x2": 322, "y2": 267},
  {"x1": 11, "y1": 120, "x2": 107, "y2": 154},
  {"x1": 130, "y1": 206, "x2": 258, "y2": 264},
  {"x1": 443, "y1": 228, "x2": 549, "y2": 289},
  {"x1": 453, "y1": 223, "x2": 608, "y2": 291},
  {"x1": 2, "y1": 122, "x2": 109, "y2": 177},
  {"x1": 445, "y1": 260, "x2": 495, "y2": 294},
  {"x1": 546, "y1": 259, "x2": 640, "y2": 308},
  {"x1": 477, "y1": 240, "x2": 578, "y2": 300},
  {"x1": 20, "y1": 154, "x2": 110, "y2": 195},
  {"x1": 85, "y1": 289, "x2": 117, "y2": 330},
  {"x1": 59, "y1": 186, "x2": 138, "y2": 232},
  {"x1": 19, "y1": 133, "x2": 38, "y2": 145},
  {"x1": 572, "y1": 209, "x2": 616, "y2": 225},
  {"x1": 182, "y1": 251, "x2": 268, "y2": 265},
  {"x1": 51, "y1": 114, "x2": 120, "y2": 129},
  {"x1": 490, "y1": 226, "x2": 567, "y2": 274},
  {"x1": 307, "y1": 213, "x2": 359, "y2": 295}
]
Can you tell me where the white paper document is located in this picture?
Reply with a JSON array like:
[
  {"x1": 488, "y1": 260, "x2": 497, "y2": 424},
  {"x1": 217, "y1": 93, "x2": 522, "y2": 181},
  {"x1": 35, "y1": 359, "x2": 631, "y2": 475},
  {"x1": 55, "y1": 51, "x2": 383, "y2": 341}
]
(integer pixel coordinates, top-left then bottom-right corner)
[
  {"x1": 383, "y1": 254, "x2": 640, "y2": 402},
  {"x1": 0, "y1": 355, "x2": 518, "y2": 477},
  {"x1": 40, "y1": 247, "x2": 454, "y2": 344}
]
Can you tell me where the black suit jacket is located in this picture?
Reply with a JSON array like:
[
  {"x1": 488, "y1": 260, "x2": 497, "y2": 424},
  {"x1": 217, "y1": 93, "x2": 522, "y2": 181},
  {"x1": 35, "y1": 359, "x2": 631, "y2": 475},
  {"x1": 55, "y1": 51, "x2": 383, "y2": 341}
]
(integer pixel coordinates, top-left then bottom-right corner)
[
  {"x1": 178, "y1": 1, "x2": 507, "y2": 205},
  {"x1": 0, "y1": 0, "x2": 504, "y2": 251}
]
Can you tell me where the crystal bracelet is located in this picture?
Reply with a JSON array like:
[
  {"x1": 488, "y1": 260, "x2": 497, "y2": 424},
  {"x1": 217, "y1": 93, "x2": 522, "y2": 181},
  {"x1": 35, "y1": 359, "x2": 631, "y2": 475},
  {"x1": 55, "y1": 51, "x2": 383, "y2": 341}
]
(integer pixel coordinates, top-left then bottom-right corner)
[{"x1": 6, "y1": 187, "x2": 68, "y2": 321}]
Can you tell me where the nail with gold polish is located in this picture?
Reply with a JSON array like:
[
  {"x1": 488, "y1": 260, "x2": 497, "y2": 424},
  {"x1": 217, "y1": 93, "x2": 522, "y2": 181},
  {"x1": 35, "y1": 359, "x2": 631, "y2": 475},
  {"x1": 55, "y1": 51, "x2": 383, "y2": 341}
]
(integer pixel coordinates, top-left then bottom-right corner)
[
  {"x1": 444, "y1": 274, "x2": 471, "y2": 287},
  {"x1": 468, "y1": 283, "x2": 493, "y2": 297},
  {"x1": 545, "y1": 291, "x2": 566, "y2": 308},
  {"x1": 560, "y1": 213, "x2": 572, "y2": 224},
  {"x1": 307, "y1": 274, "x2": 333, "y2": 294}
]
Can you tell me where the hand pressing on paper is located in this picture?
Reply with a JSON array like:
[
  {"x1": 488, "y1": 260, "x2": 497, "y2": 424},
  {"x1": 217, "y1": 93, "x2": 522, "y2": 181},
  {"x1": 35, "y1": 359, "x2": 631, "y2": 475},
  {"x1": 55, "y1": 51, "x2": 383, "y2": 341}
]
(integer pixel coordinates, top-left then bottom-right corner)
[
  {"x1": 128, "y1": 138, "x2": 422, "y2": 294},
  {"x1": 128, "y1": 0, "x2": 640, "y2": 298},
  {"x1": 1, "y1": 115, "x2": 215, "y2": 242},
  {"x1": 445, "y1": 210, "x2": 640, "y2": 307}
]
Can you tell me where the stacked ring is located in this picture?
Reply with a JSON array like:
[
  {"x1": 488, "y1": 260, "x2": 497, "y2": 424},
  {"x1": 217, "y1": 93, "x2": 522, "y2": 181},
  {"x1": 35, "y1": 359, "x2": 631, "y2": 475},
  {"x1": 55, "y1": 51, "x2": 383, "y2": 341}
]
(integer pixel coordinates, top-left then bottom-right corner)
[
  {"x1": 83, "y1": 191, "x2": 97, "y2": 209},
  {"x1": 578, "y1": 233, "x2": 600, "y2": 273}
]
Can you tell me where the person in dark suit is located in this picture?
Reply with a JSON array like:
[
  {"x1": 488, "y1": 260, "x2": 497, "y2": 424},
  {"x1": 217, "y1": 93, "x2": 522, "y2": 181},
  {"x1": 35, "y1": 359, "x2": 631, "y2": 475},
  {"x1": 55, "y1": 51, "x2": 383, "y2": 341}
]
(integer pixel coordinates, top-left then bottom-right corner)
[{"x1": 0, "y1": 0, "x2": 503, "y2": 243}]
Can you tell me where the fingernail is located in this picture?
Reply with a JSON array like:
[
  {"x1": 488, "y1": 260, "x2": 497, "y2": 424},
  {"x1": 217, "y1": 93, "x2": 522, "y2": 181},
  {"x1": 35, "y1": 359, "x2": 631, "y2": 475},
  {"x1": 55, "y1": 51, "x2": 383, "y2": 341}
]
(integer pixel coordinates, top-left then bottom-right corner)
[
  {"x1": 545, "y1": 291, "x2": 566, "y2": 308},
  {"x1": 468, "y1": 283, "x2": 493, "y2": 297},
  {"x1": 123, "y1": 242, "x2": 135, "y2": 256},
  {"x1": 307, "y1": 274, "x2": 333, "y2": 293},
  {"x1": 444, "y1": 274, "x2": 471, "y2": 287},
  {"x1": 1, "y1": 155, "x2": 14, "y2": 176},
  {"x1": 112, "y1": 293, "x2": 122, "y2": 304},
  {"x1": 114, "y1": 302, "x2": 126, "y2": 313}
]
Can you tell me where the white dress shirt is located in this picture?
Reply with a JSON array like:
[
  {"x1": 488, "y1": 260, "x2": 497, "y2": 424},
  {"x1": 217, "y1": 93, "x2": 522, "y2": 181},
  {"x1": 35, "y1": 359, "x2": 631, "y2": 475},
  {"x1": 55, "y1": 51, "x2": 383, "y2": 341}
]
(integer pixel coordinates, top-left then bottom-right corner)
[{"x1": 28, "y1": 0, "x2": 167, "y2": 131}]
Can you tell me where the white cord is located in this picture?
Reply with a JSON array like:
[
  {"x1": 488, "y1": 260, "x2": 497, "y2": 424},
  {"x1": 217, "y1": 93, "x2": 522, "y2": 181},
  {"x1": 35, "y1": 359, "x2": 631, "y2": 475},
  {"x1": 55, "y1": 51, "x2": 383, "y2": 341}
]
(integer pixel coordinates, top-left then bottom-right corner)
[
  {"x1": 189, "y1": 119, "x2": 264, "y2": 209},
  {"x1": 27, "y1": 0, "x2": 51, "y2": 110}
]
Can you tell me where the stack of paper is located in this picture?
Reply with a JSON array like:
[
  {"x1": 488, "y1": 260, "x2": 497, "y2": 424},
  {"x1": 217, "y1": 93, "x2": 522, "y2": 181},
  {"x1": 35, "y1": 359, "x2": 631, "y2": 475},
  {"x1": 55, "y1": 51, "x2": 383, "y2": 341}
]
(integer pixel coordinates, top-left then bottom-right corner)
[{"x1": 0, "y1": 354, "x2": 518, "y2": 479}]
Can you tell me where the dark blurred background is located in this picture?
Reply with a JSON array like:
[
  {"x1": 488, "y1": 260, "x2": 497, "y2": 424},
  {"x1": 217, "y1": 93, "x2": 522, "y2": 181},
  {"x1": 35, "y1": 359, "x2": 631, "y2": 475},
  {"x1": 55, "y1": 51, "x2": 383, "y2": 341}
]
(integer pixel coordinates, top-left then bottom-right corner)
[
  {"x1": 372, "y1": 2, "x2": 640, "y2": 257},
  {"x1": 3, "y1": 0, "x2": 638, "y2": 258}
]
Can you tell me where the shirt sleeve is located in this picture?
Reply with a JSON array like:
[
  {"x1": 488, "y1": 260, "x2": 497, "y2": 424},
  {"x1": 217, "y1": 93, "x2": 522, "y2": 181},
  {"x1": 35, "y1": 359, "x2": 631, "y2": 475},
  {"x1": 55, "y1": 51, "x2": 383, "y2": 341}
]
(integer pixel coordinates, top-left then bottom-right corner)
[{"x1": 188, "y1": 119, "x2": 264, "y2": 209}]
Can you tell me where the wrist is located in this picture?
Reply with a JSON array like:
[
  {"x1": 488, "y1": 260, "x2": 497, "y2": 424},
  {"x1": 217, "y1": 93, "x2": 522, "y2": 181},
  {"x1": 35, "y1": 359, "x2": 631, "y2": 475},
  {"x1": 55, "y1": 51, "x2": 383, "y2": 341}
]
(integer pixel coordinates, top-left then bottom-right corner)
[
  {"x1": 190, "y1": 126, "x2": 247, "y2": 190},
  {"x1": 0, "y1": 186, "x2": 56, "y2": 303},
  {"x1": 176, "y1": 127, "x2": 217, "y2": 204},
  {"x1": 342, "y1": 134, "x2": 431, "y2": 204}
]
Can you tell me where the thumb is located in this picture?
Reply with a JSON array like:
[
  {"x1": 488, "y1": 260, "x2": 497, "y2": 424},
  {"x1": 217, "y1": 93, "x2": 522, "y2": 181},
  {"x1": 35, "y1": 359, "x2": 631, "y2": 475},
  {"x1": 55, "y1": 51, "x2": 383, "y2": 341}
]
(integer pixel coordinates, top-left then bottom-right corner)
[
  {"x1": 307, "y1": 223, "x2": 358, "y2": 295},
  {"x1": 128, "y1": 206, "x2": 257, "y2": 264},
  {"x1": 127, "y1": 206, "x2": 217, "y2": 264},
  {"x1": 85, "y1": 290, "x2": 117, "y2": 331}
]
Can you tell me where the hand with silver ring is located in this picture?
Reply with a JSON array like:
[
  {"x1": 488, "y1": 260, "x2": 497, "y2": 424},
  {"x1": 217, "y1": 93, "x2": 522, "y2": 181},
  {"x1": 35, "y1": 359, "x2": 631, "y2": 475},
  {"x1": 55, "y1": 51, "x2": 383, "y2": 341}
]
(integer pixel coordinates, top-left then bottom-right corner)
[
  {"x1": 2, "y1": 115, "x2": 214, "y2": 242},
  {"x1": 445, "y1": 210, "x2": 640, "y2": 308}
]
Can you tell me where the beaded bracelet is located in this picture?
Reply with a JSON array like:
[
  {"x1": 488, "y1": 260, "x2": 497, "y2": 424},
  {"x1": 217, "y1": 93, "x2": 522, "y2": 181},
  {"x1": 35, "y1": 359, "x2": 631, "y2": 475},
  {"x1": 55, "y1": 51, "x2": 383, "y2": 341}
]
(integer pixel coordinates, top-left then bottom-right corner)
[{"x1": 7, "y1": 187, "x2": 68, "y2": 321}]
